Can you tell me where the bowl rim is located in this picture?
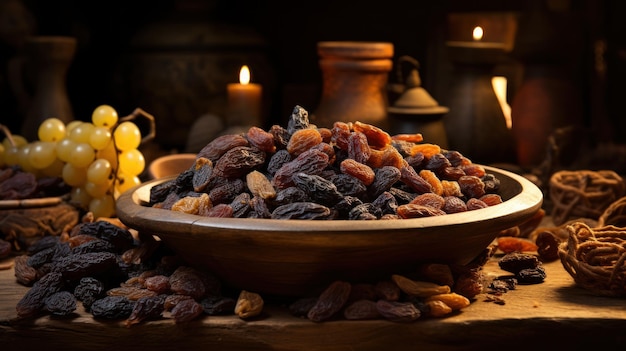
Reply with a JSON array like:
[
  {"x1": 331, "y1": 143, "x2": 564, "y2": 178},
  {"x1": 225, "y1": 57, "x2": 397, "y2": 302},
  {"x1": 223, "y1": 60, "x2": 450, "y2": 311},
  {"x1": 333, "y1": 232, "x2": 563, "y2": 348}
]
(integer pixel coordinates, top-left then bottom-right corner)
[{"x1": 117, "y1": 165, "x2": 543, "y2": 235}]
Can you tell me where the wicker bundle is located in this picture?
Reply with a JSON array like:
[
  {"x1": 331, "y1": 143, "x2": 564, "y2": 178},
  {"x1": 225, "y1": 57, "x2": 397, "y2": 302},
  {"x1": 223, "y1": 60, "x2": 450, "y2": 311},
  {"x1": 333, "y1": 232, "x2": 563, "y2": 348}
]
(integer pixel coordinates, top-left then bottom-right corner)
[
  {"x1": 598, "y1": 196, "x2": 626, "y2": 227},
  {"x1": 558, "y1": 222, "x2": 626, "y2": 297},
  {"x1": 549, "y1": 170, "x2": 625, "y2": 226}
]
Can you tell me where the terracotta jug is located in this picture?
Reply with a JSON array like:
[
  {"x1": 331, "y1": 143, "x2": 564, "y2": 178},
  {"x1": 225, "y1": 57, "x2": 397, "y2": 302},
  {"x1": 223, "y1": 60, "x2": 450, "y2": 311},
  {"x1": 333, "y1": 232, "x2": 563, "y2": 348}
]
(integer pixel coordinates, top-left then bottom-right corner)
[{"x1": 313, "y1": 41, "x2": 394, "y2": 129}]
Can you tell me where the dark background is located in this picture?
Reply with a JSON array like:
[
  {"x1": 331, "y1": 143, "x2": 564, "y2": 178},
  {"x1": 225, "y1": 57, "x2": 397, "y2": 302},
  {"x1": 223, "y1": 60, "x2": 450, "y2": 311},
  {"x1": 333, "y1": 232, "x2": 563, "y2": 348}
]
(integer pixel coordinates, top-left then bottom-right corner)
[{"x1": 1, "y1": 0, "x2": 624, "y2": 166}]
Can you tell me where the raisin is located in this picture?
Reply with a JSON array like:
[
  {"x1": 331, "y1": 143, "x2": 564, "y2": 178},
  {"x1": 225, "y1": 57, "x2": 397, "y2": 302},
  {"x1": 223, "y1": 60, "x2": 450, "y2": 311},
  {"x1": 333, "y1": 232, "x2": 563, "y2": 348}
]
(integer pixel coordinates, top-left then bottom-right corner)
[
  {"x1": 91, "y1": 296, "x2": 135, "y2": 320},
  {"x1": 248, "y1": 195, "x2": 272, "y2": 218},
  {"x1": 269, "y1": 124, "x2": 291, "y2": 149},
  {"x1": 499, "y1": 252, "x2": 540, "y2": 274},
  {"x1": 331, "y1": 173, "x2": 367, "y2": 198},
  {"x1": 246, "y1": 126, "x2": 276, "y2": 153},
  {"x1": 213, "y1": 146, "x2": 266, "y2": 179},
  {"x1": 535, "y1": 231, "x2": 561, "y2": 262},
  {"x1": 272, "y1": 202, "x2": 332, "y2": 220},
  {"x1": 266, "y1": 149, "x2": 292, "y2": 175},
  {"x1": 272, "y1": 149, "x2": 329, "y2": 189},
  {"x1": 517, "y1": 266, "x2": 546, "y2": 284},
  {"x1": 410, "y1": 193, "x2": 445, "y2": 210},
  {"x1": 74, "y1": 277, "x2": 105, "y2": 308},
  {"x1": 44, "y1": 291, "x2": 77, "y2": 316},
  {"x1": 14, "y1": 255, "x2": 38, "y2": 286},
  {"x1": 330, "y1": 121, "x2": 351, "y2": 150},
  {"x1": 397, "y1": 204, "x2": 446, "y2": 218},
  {"x1": 246, "y1": 170, "x2": 276, "y2": 200},
  {"x1": 235, "y1": 290, "x2": 264, "y2": 319},
  {"x1": 371, "y1": 191, "x2": 399, "y2": 216},
  {"x1": 273, "y1": 187, "x2": 309, "y2": 206},
  {"x1": 230, "y1": 192, "x2": 252, "y2": 218},
  {"x1": 347, "y1": 131, "x2": 371, "y2": 164},
  {"x1": 399, "y1": 166, "x2": 432, "y2": 194},
  {"x1": 307, "y1": 281, "x2": 352, "y2": 322},
  {"x1": 289, "y1": 297, "x2": 317, "y2": 317},
  {"x1": 287, "y1": 128, "x2": 322, "y2": 156},
  {"x1": 125, "y1": 294, "x2": 166, "y2": 327},
  {"x1": 51, "y1": 252, "x2": 119, "y2": 282},
  {"x1": 16, "y1": 272, "x2": 65, "y2": 318},
  {"x1": 292, "y1": 172, "x2": 343, "y2": 206},
  {"x1": 73, "y1": 221, "x2": 135, "y2": 253},
  {"x1": 144, "y1": 275, "x2": 171, "y2": 294},
  {"x1": 425, "y1": 153, "x2": 451, "y2": 173},
  {"x1": 201, "y1": 295, "x2": 236, "y2": 315},
  {"x1": 191, "y1": 157, "x2": 213, "y2": 192},
  {"x1": 343, "y1": 299, "x2": 381, "y2": 320},
  {"x1": 204, "y1": 203, "x2": 234, "y2": 218},
  {"x1": 375, "y1": 300, "x2": 421, "y2": 322},
  {"x1": 196, "y1": 134, "x2": 249, "y2": 163},
  {"x1": 340, "y1": 158, "x2": 375, "y2": 186},
  {"x1": 458, "y1": 175, "x2": 486, "y2": 199},
  {"x1": 169, "y1": 266, "x2": 207, "y2": 300},
  {"x1": 287, "y1": 105, "x2": 311, "y2": 134},
  {"x1": 369, "y1": 166, "x2": 402, "y2": 198},
  {"x1": 352, "y1": 121, "x2": 392, "y2": 149},
  {"x1": 466, "y1": 198, "x2": 489, "y2": 210},
  {"x1": 442, "y1": 196, "x2": 467, "y2": 214},
  {"x1": 419, "y1": 169, "x2": 443, "y2": 196}
]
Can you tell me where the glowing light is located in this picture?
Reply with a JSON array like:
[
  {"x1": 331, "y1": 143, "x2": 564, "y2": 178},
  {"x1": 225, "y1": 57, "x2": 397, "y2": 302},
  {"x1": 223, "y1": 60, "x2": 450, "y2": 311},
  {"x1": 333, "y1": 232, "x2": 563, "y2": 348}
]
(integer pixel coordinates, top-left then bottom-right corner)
[
  {"x1": 491, "y1": 76, "x2": 511, "y2": 129},
  {"x1": 239, "y1": 65, "x2": 251, "y2": 85},
  {"x1": 473, "y1": 26, "x2": 483, "y2": 41}
]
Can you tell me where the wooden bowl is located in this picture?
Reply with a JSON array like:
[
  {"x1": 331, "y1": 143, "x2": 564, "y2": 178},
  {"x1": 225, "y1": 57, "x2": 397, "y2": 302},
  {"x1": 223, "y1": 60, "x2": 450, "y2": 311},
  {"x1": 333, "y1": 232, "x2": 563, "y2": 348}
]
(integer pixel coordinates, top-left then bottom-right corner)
[
  {"x1": 116, "y1": 166, "x2": 543, "y2": 297},
  {"x1": 147, "y1": 153, "x2": 196, "y2": 180}
]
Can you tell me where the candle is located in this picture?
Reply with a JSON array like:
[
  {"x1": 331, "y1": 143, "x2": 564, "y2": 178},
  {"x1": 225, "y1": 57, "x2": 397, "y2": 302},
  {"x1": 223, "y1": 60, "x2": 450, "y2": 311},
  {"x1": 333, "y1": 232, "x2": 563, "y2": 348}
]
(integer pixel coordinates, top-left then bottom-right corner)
[
  {"x1": 446, "y1": 26, "x2": 507, "y2": 50},
  {"x1": 227, "y1": 65, "x2": 262, "y2": 127}
]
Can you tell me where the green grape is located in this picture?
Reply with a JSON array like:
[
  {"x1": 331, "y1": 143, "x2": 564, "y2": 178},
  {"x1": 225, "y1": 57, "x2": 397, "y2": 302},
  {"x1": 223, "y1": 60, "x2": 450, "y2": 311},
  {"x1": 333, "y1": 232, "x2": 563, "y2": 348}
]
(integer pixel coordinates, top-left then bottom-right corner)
[
  {"x1": 70, "y1": 186, "x2": 91, "y2": 209},
  {"x1": 17, "y1": 145, "x2": 37, "y2": 173},
  {"x1": 28, "y1": 141, "x2": 57, "y2": 169},
  {"x1": 2, "y1": 135, "x2": 28, "y2": 149},
  {"x1": 96, "y1": 141, "x2": 119, "y2": 169},
  {"x1": 89, "y1": 194, "x2": 116, "y2": 218},
  {"x1": 56, "y1": 138, "x2": 76, "y2": 162},
  {"x1": 69, "y1": 142, "x2": 96, "y2": 168},
  {"x1": 62, "y1": 162, "x2": 87, "y2": 186},
  {"x1": 92, "y1": 105, "x2": 118, "y2": 128},
  {"x1": 85, "y1": 180, "x2": 112, "y2": 198},
  {"x1": 86, "y1": 158, "x2": 112, "y2": 184},
  {"x1": 40, "y1": 158, "x2": 65, "y2": 177},
  {"x1": 115, "y1": 172, "x2": 141, "y2": 194},
  {"x1": 89, "y1": 126, "x2": 112, "y2": 150},
  {"x1": 4, "y1": 145, "x2": 20, "y2": 166},
  {"x1": 113, "y1": 121, "x2": 141, "y2": 151},
  {"x1": 68, "y1": 122, "x2": 95, "y2": 144},
  {"x1": 118, "y1": 149, "x2": 145, "y2": 176},
  {"x1": 65, "y1": 120, "x2": 83, "y2": 134},
  {"x1": 38, "y1": 117, "x2": 66, "y2": 142}
]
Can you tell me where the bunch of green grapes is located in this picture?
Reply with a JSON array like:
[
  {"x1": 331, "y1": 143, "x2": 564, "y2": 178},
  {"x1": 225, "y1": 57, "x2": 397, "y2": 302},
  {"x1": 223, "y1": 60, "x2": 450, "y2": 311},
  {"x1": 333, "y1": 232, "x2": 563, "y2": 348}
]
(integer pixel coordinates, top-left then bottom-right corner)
[{"x1": 0, "y1": 105, "x2": 145, "y2": 218}]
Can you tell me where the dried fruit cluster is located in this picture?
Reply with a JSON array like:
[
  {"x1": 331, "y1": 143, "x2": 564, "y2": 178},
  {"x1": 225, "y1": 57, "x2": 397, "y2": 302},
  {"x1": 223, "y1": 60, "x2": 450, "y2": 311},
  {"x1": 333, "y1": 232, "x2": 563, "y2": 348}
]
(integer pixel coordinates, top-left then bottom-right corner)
[
  {"x1": 290, "y1": 258, "x2": 488, "y2": 322},
  {"x1": 13, "y1": 219, "x2": 263, "y2": 324},
  {"x1": 149, "y1": 105, "x2": 504, "y2": 220}
]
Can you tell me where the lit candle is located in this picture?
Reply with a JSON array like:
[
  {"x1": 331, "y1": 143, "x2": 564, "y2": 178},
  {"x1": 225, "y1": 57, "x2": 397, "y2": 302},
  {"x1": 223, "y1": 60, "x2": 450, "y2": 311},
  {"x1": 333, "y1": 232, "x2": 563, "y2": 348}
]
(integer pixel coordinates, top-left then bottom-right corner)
[
  {"x1": 446, "y1": 26, "x2": 507, "y2": 49},
  {"x1": 227, "y1": 65, "x2": 262, "y2": 127}
]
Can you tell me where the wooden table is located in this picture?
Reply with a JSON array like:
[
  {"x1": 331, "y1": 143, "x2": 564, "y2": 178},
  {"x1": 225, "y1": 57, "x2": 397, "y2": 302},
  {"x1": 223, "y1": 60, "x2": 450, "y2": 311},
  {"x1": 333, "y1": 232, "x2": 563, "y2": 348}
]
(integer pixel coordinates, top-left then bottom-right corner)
[{"x1": 2, "y1": 256, "x2": 626, "y2": 351}]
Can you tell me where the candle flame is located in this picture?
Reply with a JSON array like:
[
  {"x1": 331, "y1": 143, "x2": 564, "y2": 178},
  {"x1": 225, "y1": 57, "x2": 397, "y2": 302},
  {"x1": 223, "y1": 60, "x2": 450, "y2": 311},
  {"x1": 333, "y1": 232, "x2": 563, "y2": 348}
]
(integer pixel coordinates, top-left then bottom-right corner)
[
  {"x1": 239, "y1": 65, "x2": 251, "y2": 85},
  {"x1": 473, "y1": 26, "x2": 483, "y2": 41}
]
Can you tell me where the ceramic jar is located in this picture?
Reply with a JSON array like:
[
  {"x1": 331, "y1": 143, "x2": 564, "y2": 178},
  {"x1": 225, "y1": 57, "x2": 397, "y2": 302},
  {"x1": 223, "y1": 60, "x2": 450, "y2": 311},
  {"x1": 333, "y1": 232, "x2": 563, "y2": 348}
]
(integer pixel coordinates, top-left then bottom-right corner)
[{"x1": 313, "y1": 41, "x2": 393, "y2": 129}]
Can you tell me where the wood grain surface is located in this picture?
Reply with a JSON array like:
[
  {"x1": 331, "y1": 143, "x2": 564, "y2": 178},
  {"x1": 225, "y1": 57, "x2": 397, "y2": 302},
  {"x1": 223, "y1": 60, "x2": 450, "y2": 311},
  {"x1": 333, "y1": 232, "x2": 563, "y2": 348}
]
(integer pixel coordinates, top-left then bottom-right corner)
[{"x1": 1, "y1": 257, "x2": 625, "y2": 351}]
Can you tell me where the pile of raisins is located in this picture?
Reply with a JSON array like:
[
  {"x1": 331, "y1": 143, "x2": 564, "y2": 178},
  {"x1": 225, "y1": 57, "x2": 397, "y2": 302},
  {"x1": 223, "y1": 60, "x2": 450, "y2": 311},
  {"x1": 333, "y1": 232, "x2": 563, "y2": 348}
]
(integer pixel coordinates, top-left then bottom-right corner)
[
  {"x1": 13, "y1": 220, "x2": 238, "y2": 324},
  {"x1": 149, "y1": 105, "x2": 503, "y2": 220}
]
